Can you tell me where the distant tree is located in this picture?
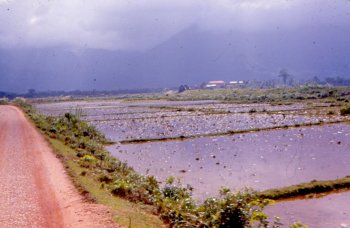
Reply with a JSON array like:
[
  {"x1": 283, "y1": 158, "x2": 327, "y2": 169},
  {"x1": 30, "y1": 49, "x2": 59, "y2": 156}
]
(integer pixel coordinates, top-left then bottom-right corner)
[
  {"x1": 28, "y1": 89, "x2": 36, "y2": 94},
  {"x1": 27, "y1": 89, "x2": 36, "y2": 97},
  {"x1": 312, "y1": 76, "x2": 322, "y2": 84},
  {"x1": 278, "y1": 69, "x2": 290, "y2": 85},
  {"x1": 325, "y1": 76, "x2": 350, "y2": 86},
  {"x1": 287, "y1": 77, "x2": 295, "y2": 86},
  {"x1": 178, "y1": 85, "x2": 189, "y2": 93},
  {"x1": 200, "y1": 82, "x2": 207, "y2": 89}
]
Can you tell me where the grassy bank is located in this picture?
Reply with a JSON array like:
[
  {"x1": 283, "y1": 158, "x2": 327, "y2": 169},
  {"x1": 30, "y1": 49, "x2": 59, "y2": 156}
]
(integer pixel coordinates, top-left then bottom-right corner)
[
  {"x1": 163, "y1": 86, "x2": 350, "y2": 103},
  {"x1": 49, "y1": 138, "x2": 164, "y2": 227},
  {"x1": 259, "y1": 176, "x2": 350, "y2": 200}
]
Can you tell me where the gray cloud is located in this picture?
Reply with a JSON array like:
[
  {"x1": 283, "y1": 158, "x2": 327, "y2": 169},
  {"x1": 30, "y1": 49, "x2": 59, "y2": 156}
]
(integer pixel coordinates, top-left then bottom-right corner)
[
  {"x1": 1, "y1": 0, "x2": 350, "y2": 50},
  {"x1": 1, "y1": 0, "x2": 350, "y2": 93}
]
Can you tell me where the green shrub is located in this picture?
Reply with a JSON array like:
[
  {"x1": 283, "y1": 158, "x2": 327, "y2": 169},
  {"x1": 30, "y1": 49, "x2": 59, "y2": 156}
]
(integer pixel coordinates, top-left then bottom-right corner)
[
  {"x1": 327, "y1": 110, "x2": 335, "y2": 115},
  {"x1": 198, "y1": 189, "x2": 271, "y2": 228},
  {"x1": 79, "y1": 155, "x2": 97, "y2": 168},
  {"x1": 98, "y1": 173, "x2": 114, "y2": 184},
  {"x1": 111, "y1": 179, "x2": 132, "y2": 197},
  {"x1": 165, "y1": 176, "x2": 175, "y2": 185},
  {"x1": 13, "y1": 97, "x2": 31, "y2": 111},
  {"x1": 340, "y1": 105, "x2": 350, "y2": 115},
  {"x1": 0, "y1": 97, "x2": 9, "y2": 105}
]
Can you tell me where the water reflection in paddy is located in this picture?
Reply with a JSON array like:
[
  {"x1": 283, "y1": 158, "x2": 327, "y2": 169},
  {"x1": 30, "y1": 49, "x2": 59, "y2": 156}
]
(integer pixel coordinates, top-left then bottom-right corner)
[
  {"x1": 107, "y1": 124, "x2": 350, "y2": 200},
  {"x1": 265, "y1": 191, "x2": 350, "y2": 228}
]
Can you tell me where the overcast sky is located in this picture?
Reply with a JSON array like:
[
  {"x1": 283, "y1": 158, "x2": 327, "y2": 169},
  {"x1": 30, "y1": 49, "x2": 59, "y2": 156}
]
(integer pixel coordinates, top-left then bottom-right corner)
[
  {"x1": 1, "y1": 0, "x2": 350, "y2": 51},
  {"x1": 1, "y1": 0, "x2": 350, "y2": 92}
]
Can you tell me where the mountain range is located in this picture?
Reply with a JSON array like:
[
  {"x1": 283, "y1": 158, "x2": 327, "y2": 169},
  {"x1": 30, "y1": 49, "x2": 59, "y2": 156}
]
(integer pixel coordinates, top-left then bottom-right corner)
[{"x1": 1, "y1": 25, "x2": 349, "y2": 92}]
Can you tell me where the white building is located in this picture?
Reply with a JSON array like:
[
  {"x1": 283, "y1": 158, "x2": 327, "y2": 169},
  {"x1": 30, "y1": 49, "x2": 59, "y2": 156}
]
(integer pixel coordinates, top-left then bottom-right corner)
[{"x1": 205, "y1": 80, "x2": 226, "y2": 88}]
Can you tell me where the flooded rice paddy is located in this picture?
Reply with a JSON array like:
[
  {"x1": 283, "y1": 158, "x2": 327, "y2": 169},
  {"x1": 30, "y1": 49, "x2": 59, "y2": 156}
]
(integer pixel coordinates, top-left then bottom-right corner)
[
  {"x1": 97, "y1": 112, "x2": 343, "y2": 141},
  {"x1": 35, "y1": 99, "x2": 350, "y2": 226},
  {"x1": 36, "y1": 100, "x2": 345, "y2": 142},
  {"x1": 109, "y1": 124, "x2": 350, "y2": 199}
]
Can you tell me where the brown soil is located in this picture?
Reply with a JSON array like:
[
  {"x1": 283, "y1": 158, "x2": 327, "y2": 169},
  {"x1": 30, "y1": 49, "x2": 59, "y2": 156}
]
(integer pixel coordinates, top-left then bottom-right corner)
[{"x1": 0, "y1": 105, "x2": 119, "y2": 228}]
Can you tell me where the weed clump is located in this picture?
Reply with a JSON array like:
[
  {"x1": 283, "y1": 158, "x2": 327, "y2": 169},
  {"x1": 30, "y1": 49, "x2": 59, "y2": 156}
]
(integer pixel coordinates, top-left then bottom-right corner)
[
  {"x1": 340, "y1": 105, "x2": 350, "y2": 115},
  {"x1": 79, "y1": 155, "x2": 97, "y2": 168},
  {"x1": 249, "y1": 108, "x2": 257, "y2": 113},
  {"x1": 327, "y1": 110, "x2": 335, "y2": 115},
  {"x1": 0, "y1": 97, "x2": 9, "y2": 105}
]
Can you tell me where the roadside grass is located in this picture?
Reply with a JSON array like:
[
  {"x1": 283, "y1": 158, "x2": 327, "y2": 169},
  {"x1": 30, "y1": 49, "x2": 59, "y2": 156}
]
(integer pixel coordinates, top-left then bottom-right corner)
[{"x1": 49, "y1": 138, "x2": 164, "y2": 228}]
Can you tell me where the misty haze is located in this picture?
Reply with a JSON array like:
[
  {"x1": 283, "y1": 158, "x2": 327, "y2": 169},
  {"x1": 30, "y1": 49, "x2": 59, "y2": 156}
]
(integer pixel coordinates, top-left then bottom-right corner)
[{"x1": 1, "y1": 1, "x2": 350, "y2": 227}]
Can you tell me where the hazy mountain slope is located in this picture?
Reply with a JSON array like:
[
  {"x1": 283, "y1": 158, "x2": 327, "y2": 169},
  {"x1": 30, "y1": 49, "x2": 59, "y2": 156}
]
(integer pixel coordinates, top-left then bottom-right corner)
[{"x1": 0, "y1": 25, "x2": 349, "y2": 92}]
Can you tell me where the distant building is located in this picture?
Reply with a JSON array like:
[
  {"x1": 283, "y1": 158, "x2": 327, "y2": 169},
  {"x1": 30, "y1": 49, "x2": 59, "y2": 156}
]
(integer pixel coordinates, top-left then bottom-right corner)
[
  {"x1": 205, "y1": 80, "x2": 226, "y2": 89},
  {"x1": 228, "y1": 80, "x2": 247, "y2": 88}
]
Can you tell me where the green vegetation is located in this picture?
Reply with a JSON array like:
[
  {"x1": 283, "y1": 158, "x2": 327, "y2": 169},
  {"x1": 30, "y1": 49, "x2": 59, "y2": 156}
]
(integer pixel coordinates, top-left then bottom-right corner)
[
  {"x1": 290, "y1": 222, "x2": 308, "y2": 228},
  {"x1": 327, "y1": 110, "x2": 335, "y2": 115},
  {"x1": 28, "y1": 86, "x2": 350, "y2": 109},
  {"x1": 259, "y1": 176, "x2": 350, "y2": 200},
  {"x1": 49, "y1": 138, "x2": 164, "y2": 227},
  {"x1": 340, "y1": 105, "x2": 350, "y2": 115},
  {"x1": 0, "y1": 97, "x2": 9, "y2": 105},
  {"x1": 15, "y1": 100, "x2": 279, "y2": 227},
  {"x1": 160, "y1": 86, "x2": 350, "y2": 104}
]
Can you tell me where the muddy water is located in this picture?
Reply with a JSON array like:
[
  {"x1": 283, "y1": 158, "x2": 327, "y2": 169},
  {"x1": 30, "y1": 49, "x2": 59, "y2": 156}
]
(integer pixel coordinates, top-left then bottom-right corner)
[
  {"x1": 171, "y1": 102, "x2": 307, "y2": 113},
  {"x1": 97, "y1": 113, "x2": 343, "y2": 141},
  {"x1": 107, "y1": 124, "x2": 350, "y2": 200},
  {"x1": 265, "y1": 192, "x2": 350, "y2": 227},
  {"x1": 35, "y1": 100, "x2": 217, "y2": 116}
]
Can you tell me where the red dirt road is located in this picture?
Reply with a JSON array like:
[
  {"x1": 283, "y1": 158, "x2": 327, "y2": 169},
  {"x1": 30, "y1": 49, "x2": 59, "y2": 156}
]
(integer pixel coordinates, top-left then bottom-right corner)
[{"x1": 0, "y1": 105, "x2": 118, "y2": 228}]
